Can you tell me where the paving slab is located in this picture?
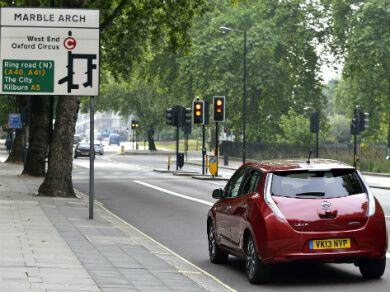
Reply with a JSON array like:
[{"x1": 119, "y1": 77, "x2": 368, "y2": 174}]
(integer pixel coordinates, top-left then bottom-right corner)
[{"x1": 0, "y1": 160, "x2": 234, "y2": 292}]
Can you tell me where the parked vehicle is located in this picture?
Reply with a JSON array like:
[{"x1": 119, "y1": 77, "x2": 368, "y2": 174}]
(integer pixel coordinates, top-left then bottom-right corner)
[
  {"x1": 207, "y1": 159, "x2": 387, "y2": 283},
  {"x1": 74, "y1": 142, "x2": 95, "y2": 159},
  {"x1": 108, "y1": 133, "x2": 120, "y2": 145},
  {"x1": 94, "y1": 142, "x2": 104, "y2": 155},
  {"x1": 73, "y1": 134, "x2": 82, "y2": 145}
]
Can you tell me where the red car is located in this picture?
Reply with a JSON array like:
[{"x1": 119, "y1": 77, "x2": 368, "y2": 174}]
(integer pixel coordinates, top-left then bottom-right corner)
[{"x1": 207, "y1": 159, "x2": 387, "y2": 283}]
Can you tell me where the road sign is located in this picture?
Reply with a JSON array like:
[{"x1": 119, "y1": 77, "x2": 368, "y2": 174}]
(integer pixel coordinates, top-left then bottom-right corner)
[
  {"x1": 0, "y1": 8, "x2": 100, "y2": 96},
  {"x1": 8, "y1": 113, "x2": 22, "y2": 129}
]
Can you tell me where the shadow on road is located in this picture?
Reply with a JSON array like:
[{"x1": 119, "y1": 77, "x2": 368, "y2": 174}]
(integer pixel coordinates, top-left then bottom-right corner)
[{"x1": 225, "y1": 257, "x2": 370, "y2": 287}]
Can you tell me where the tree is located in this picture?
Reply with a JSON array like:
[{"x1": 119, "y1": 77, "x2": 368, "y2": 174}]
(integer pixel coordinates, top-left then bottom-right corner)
[
  {"x1": 156, "y1": 0, "x2": 326, "y2": 143},
  {"x1": 38, "y1": 0, "x2": 205, "y2": 197},
  {"x1": 324, "y1": 0, "x2": 390, "y2": 147}
]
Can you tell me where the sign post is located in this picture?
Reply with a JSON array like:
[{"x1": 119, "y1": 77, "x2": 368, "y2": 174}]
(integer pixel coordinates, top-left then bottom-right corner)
[{"x1": 0, "y1": 8, "x2": 100, "y2": 219}]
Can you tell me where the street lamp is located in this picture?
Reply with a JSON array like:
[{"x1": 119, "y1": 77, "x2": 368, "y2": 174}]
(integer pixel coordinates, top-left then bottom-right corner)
[{"x1": 220, "y1": 25, "x2": 247, "y2": 164}]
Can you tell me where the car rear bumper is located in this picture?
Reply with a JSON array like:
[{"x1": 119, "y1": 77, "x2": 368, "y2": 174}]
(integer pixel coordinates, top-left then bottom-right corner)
[{"x1": 258, "y1": 214, "x2": 387, "y2": 264}]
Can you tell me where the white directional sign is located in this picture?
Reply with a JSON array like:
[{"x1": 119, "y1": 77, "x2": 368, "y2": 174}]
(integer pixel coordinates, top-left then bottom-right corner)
[{"x1": 0, "y1": 8, "x2": 99, "y2": 96}]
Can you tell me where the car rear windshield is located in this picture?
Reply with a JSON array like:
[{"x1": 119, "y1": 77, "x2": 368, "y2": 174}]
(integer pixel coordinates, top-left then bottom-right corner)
[{"x1": 271, "y1": 169, "x2": 366, "y2": 198}]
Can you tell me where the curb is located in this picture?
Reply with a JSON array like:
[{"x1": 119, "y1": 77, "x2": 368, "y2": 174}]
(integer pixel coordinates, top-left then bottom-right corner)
[
  {"x1": 362, "y1": 171, "x2": 390, "y2": 177},
  {"x1": 122, "y1": 151, "x2": 175, "y2": 156},
  {"x1": 186, "y1": 161, "x2": 238, "y2": 171},
  {"x1": 172, "y1": 171, "x2": 200, "y2": 176},
  {"x1": 192, "y1": 175, "x2": 229, "y2": 181}
]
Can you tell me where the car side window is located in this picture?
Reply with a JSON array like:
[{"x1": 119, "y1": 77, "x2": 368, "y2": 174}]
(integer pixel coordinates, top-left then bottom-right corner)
[
  {"x1": 241, "y1": 170, "x2": 261, "y2": 195},
  {"x1": 225, "y1": 168, "x2": 247, "y2": 198}
]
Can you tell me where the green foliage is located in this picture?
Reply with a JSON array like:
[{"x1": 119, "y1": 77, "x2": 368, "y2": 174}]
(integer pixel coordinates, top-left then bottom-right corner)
[
  {"x1": 324, "y1": 0, "x2": 390, "y2": 144},
  {"x1": 275, "y1": 109, "x2": 310, "y2": 145}
]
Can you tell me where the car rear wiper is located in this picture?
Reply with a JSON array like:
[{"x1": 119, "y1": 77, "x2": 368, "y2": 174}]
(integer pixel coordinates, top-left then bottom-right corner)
[{"x1": 295, "y1": 192, "x2": 325, "y2": 197}]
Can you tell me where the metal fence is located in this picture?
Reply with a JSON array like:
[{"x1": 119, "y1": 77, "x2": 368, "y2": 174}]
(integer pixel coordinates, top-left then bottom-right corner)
[{"x1": 220, "y1": 141, "x2": 389, "y2": 172}]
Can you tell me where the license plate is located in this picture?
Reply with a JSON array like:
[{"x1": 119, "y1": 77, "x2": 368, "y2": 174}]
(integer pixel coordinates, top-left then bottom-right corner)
[{"x1": 309, "y1": 238, "x2": 351, "y2": 250}]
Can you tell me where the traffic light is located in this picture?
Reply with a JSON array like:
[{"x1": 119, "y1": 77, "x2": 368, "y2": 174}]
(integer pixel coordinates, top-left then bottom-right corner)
[
  {"x1": 183, "y1": 107, "x2": 192, "y2": 126},
  {"x1": 351, "y1": 118, "x2": 357, "y2": 135},
  {"x1": 359, "y1": 111, "x2": 369, "y2": 132},
  {"x1": 310, "y1": 112, "x2": 320, "y2": 133},
  {"x1": 213, "y1": 96, "x2": 225, "y2": 122},
  {"x1": 166, "y1": 106, "x2": 178, "y2": 126},
  {"x1": 131, "y1": 120, "x2": 139, "y2": 129},
  {"x1": 182, "y1": 107, "x2": 192, "y2": 134},
  {"x1": 193, "y1": 100, "x2": 205, "y2": 125}
]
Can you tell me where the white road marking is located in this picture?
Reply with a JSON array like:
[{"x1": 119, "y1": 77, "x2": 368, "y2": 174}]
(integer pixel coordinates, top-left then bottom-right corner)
[
  {"x1": 134, "y1": 180, "x2": 213, "y2": 206},
  {"x1": 207, "y1": 181, "x2": 226, "y2": 186}
]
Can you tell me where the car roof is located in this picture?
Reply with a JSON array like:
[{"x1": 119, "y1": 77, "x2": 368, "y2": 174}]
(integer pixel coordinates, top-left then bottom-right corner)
[{"x1": 245, "y1": 159, "x2": 354, "y2": 173}]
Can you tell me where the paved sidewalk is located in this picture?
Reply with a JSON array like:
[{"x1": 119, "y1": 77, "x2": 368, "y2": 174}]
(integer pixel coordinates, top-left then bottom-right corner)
[{"x1": 0, "y1": 162, "x2": 233, "y2": 292}]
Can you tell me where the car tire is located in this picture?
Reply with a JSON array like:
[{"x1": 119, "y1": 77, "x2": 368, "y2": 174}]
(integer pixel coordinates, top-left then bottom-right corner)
[
  {"x1": 208, "y1": 223, "x2": 228, "y2": 264},
  {"x1": 245, "y1": 234, "x2": 269, "y2": 284},
  {"x1": 74, "y1": 155, "x2": 78, "y2": 159},
  {"x1": 359, "y1": 257, "x2": 386, "y2": 279}
]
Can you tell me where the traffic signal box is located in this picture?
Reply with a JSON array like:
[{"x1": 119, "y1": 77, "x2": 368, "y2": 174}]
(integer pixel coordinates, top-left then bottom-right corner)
[
  {"x1": 310, "y1": 112, "x2": 320, "y2": 133},
  {"x1": 166, "y1": 106, "x2": 178, "y2": 126},
  {"x1": 131, "y1": 120, "x2": 139, "y2": 130},
  {"x1": 359, "y1": 111, "x2": 369, "y2": 132},
  {"x1": 182, "y1": 107, "x2": 192, "y2": 134},
  {"x1": 351, "y1": 107, "x2": 369, "y2": 135},
  {"x1": 213, "y1": 96, "x2": 225, "y2": 122},
  {"x1": 193, "y1": 100, "x2": 205, "y2": 125}
]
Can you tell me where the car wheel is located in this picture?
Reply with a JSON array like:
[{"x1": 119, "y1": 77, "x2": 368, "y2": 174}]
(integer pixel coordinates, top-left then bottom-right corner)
[
  {"x1": 245, "y1": 234, "x2": 269, "y2": 284},
  {"x1": 359, "y1": 258, "x2": 386, "y2": 279},
  {"x1": 208, "y1": 223, "x2": 228, "y2": 264},
  {"x1": 74, "y1": 155, "x2": 78, "y2": 159}
]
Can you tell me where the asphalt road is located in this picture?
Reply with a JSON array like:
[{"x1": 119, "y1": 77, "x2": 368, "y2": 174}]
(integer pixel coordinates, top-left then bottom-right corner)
[{"x1": 73, "y1": 152, "x2": 390, "y2": 292}]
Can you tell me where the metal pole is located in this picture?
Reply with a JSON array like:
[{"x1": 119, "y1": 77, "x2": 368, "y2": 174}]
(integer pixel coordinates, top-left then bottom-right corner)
[
  {"x1": 89, "y1": 97, "x2": 95, "y2": 219},
  {"x1": 242, "y1": 30, "x2": 247, "y2": 164},
  {"x1": 202, "y1": 125, "x2": 206, "y2": 175},
  {"x1": 353, "y1": 121, "x2": 357, "y2": 168},
  {"x1": 215, "y1": 122, "x2": 219, "y2": 176},
  {"x1": 185, "y1": 133, "x2": 188, "y2": 161},
  {"x1": 315, "y1": 131, "x2": 319, "y2": 158},
  {"x1": 176, "y1": 125, "x2": 179, "y2": 171},
  {"x1": 133, "y1": 129, "x2": 135, "y2": 150}
]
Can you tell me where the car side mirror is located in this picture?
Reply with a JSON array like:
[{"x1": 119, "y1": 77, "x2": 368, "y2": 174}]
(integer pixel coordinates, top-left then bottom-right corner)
[{"x1": 212, "y1": 188, "x2": 224, "y2": 199}]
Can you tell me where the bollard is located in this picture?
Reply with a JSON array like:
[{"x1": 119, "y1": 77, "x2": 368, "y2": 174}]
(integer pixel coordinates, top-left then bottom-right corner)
[
  {"x1": 120, "y1": 145, "x2": 125, "y2": 155},
  {"x1": 167, "y1": 154, "x2": 171, "y2": 171},
  {"x1": 223, "y1": 153, "x2": 229, "y2": 166}
]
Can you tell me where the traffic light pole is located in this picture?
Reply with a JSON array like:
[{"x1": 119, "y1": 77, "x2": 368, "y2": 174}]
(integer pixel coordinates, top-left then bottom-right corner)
[
  {"x1": 353, "y1": 124, "x2": 357, "y2": 168},
  {"x1": 176, "y1": 125, "x2": 180, "y2": 171},
  {"x1": 215, "y1": 122, "x2": 219, "y2": 177},
  {"x1": 202, "y1": 125, "x2": 206, "y2": 175}
]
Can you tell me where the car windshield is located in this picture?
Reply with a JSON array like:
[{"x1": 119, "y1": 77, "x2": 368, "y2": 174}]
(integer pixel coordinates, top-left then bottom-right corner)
[
  {"x1": 78, "y1": 143, "x2": 89, "y2": 148},
  {"x1": 271, "y1": 169, "x2": 366, "y2": 198}
]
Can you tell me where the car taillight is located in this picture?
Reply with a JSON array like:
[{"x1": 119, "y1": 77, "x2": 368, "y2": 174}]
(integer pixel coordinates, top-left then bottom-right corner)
[
  {"x1": 357, "y1": 171, "x2": 376, "y2": 217},
  {"x1": 264, "y1": 174, "x2": 286, "y2": 220}
]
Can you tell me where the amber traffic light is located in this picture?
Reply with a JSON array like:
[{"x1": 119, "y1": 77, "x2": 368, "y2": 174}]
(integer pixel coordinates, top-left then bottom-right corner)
[{"x1": 213, "y1": 96, "x2": 225, "y2": 122}]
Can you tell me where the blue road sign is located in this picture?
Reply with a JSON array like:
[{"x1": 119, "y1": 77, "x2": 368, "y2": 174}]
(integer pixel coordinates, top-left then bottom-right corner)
[{"x1": 8, "y1": 113, "x2": 22, "y2": 129}]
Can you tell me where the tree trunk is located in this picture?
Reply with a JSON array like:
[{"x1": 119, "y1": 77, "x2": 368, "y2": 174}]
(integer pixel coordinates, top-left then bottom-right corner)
[
  {"x1": 147, "y1": 128, "x2": 157, "y2": 151},
  {"x1": 22, "y1": 96, "x2": 49, "y2": 176},
  {"x1": 5, "y1": 128, "x2": 25, "y2": 164},
  {"x1": 38, "y1": 97, "x2": 80, "y2": 197}
]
